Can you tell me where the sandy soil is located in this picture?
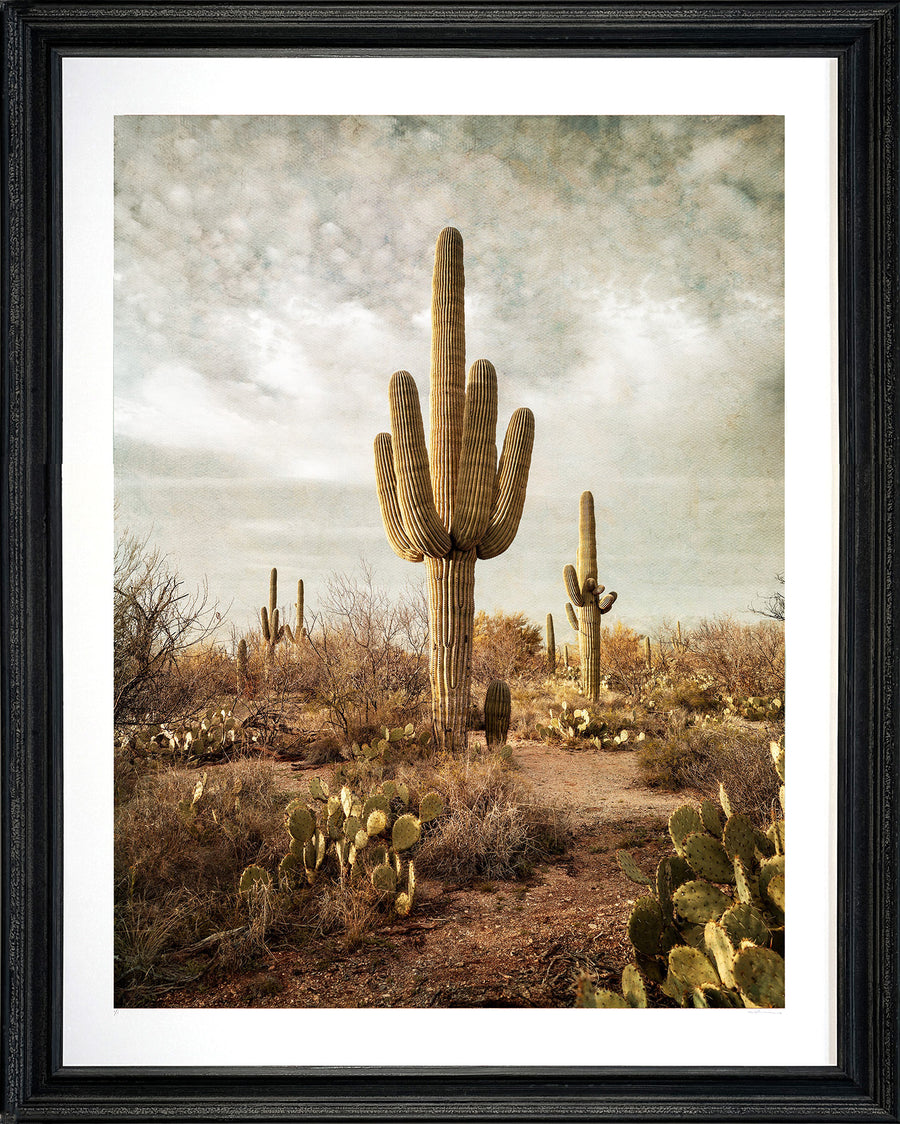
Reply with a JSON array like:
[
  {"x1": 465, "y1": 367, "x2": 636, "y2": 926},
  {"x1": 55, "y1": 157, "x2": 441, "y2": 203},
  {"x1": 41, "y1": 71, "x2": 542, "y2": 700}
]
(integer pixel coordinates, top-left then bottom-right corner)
[{"x1": 154, "y1": 739, "x2": 699, "y2": 1009}]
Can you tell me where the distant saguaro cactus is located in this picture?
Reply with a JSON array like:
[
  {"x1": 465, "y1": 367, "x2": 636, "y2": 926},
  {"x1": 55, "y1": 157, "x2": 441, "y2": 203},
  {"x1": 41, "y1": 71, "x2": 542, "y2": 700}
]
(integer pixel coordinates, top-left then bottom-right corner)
[
  {"x1": 546, "y1": 613, "x2": 556, "y2": 673},
  {"x1": 260, "y1": 567, "x2": 284, "y2": 661},
  {"x1": 484, "y1": 680, "x2": 511, "y2": 748},
  {"x1": 236, "y1": 638, "x2": 249, "y2": 693},
  {"x1": 644, "y1": 635, "x2": 652, "y2": 671},
  {"x1": 283, "y1": 579, "x2": 304, "y2": 644},
  {"x1": 374, "y1": 228, "x2": 534, "y2": 752},
  {"x1": 564, "y1": 491, "x2": 617, "y2": 702}
]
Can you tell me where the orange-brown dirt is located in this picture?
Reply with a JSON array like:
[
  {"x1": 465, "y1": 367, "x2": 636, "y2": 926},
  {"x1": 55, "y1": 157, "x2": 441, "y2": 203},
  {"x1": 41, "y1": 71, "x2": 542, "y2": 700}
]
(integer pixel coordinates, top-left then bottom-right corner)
[{"x1": 156, "y1": 739, "x2": 699, "y2": 1010}]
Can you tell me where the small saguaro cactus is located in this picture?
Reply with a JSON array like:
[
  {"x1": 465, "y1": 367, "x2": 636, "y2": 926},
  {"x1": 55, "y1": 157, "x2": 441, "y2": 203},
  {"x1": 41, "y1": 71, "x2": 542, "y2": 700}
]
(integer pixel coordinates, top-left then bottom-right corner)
[
  {"x1": 260, "y1": 567, "x2": 285, "y2": 661},
  {"x1": 374, "y1": 228, "x2": 535, "y2": 753},
  {"x1": 484, "y1": 679, "x2": 511, "y2": 748},
  {"x1": 236, "y1": 638, "x2": 249, "y2": 693},
  {"x1": 546, "y1": 613, "x2": 556, "y2": 673},
  {"x1": 564, "y1": 491, "x2": 617, "y2": 702},
  {"x1": 283, "y1": 579, "x2": 305, "y2": 644},
  {"x1": 644, "y1": 635, "x2": 652, "y2": 671}
]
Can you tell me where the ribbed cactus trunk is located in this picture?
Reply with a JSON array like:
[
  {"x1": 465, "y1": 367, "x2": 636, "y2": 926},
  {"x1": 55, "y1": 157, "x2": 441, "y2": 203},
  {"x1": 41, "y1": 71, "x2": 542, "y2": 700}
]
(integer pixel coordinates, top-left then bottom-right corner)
[
  {"x1": 565, "y1": 492, "x2": 617, "y2": 703},
  {"x1": 546, "y1": 613, "x2": 556, "y2": 673},
  {"x1": 375, "y1": 229, "x2": 534, "y2": 753},
  {"x1": 426, "y1": 549, "x2": 476, "y2": 749}
]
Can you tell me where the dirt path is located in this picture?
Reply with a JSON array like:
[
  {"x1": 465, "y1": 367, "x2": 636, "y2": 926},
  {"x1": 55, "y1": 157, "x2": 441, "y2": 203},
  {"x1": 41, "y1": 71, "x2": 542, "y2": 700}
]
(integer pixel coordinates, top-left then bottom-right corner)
[{"x1": 159, "y1": 742, "x2": 696, "y2": 1009}]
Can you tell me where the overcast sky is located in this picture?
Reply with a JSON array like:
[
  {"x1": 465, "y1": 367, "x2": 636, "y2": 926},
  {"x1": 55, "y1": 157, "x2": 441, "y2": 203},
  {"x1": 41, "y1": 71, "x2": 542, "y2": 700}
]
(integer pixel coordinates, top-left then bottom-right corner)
[{"x1": 114, "y1": 114, "x2": 784, "y2": 639}]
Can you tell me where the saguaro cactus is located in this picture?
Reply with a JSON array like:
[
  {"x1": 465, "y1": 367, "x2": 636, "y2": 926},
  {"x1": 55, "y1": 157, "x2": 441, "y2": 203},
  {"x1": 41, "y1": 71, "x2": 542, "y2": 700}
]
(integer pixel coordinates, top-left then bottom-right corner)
[
  {"x1": 484, "y1": 679, "x2": 512, "y2": 747},
  {"x1": 374, "y1": 228, "x2": 534, "y2": 752},
  {"x1": 260, "y1": 567, "x2": 284, "y2": 660},
  {"x1": 284, "y1": 579, "x2": 304, "y2": 644},
  {"x1": 564, "y1": 491, "x2": 617, "y2": 702},
  {"x1": 546, "y1": 613, "x2": 556, "y2": 673},
  {"x1": 236, "y1": 638, "x2": 249, "y2": 693}
]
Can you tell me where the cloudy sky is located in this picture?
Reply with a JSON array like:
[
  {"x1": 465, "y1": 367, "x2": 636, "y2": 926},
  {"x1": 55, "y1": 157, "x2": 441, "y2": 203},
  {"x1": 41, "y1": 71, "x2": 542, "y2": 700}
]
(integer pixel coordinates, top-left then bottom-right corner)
[{"x1": 114, "y1": 114, "x2": 784, "y2": 638}]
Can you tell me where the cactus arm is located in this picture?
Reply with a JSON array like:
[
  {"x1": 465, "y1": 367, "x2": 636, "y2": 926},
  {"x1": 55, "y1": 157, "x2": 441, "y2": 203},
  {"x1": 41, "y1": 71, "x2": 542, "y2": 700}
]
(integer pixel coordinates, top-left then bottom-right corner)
[
  {"x1": 476, "y1": 407, "x2": 535, "y2": 560},
  {"x1": 450, "y1": 360, "x2": 498, "y2": 551},
  {"x1": 600, "y1": 591, "x2": 618, "y2": 613},
  {"x1": 429, "y1": 226, "x2": 466, "y2": 527},
  {"x1": 566, "y1": 602, "x2": 580, "y2": 632},
  {"x1": 388, "y1": 370, "x2": 452, "y2": 557},
  {"x1": 577, "y1": 491, "x2": 598, "y2": 586},
  {"x1": 260, "y1": 606, "x2": 271, "y2": 642},
  {"x1": 374, "y1": 433, "x2": 425, "y2": 562},
  {"x1": 564, "y1": 565, "x2": 583, "y2": 608},
  {"x1": 272, "y1": 608, "x2": 281, "y2": 641}
]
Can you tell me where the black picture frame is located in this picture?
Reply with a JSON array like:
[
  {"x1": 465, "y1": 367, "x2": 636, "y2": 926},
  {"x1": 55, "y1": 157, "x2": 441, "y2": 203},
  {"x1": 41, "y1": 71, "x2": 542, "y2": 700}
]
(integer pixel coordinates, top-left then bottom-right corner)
[{"x1": 2, "y1": 3, "x2": 897, "y2": 1120}]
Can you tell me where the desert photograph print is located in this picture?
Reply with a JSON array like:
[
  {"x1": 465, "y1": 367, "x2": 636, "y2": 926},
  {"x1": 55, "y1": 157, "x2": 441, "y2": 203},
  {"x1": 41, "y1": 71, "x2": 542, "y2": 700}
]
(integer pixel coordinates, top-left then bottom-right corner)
[{"x1": 113, "y1": 114, "x2": 786, "y2": 1012}]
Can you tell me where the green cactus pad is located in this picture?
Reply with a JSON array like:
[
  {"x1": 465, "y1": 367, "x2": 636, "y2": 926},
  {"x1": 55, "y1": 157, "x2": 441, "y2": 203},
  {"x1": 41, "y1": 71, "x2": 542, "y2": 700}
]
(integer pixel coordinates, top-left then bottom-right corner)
[
  {"x1": 366, "y1": 809, "x2": 388, "y2": 837},
  {"x1": 684, "y1": 833, "x2": 736, "y2": 884},
  {"x1": 627, "y1": 896, "x2": 665, "y2": 957},
  {"x1": 326, "y1": 810, "x2": 344, "y2": 840},
  {"x1": 667, "y1": 945, "x2": 720, "y2": 996},
  {"x1": 363, "y1": 794, "x2": 390, "y2": 819},
  {"x1": 354, "y1": 829, "x2": 369, "y2": 850},
  {"x1": 767, "y1": 819, "x2": 785, "y2": 854},
  {"x1": 616, "y1": 850, "x2": 651, "y2": 885},
  {"x1": 343, "y1": 814, "x2": 363, "y2": 840},
  {"x1": 733, "y1": 855, "x2": 754, "y2": 903},
  {"x1": 656, "y1": 855, "x2": 695, "y2": 921},
  {"x1": 392, "y1": 813, "x2": 421, "y2": 852},
  {"x1": 395, "y1": 891, "x2": 413, "y2": 917},
  {"x1": 326, "y1": 795, "x2": 341, "y2": 817},
  {"x1": 770, "y1": 738, "x2": 786, "y2": 781},
  {"x1": 693, "y1": 984, "x2": 744, "y2": 1009},
  {"x1": 718, "y1": 782, "x2": 733, "y2": 819},
  {"x1": 339, "y1": 785, "x2": 354, "y2": 817},
  {"x1": 759, "y1": 854, "x2": 785, "y2": 901},
  {"x1": 669, "y1": 805, "x2": 704, "y2": 857},
  {"x1": 722, "y1": 813, "x2": 760, "y2": 869},
  {"x1": 381, "y1": 781, "x2": 396, "y2": 801},
  {"x1": 703, "y1": 920, "x2": 737, "y2": 988},
  {"x1": 575, "y1": 975, "x2": 628, "y2": 1008},
  {"x1": 673, "y1": 880, "x2": 731, "y2": 923},
  {"x1": 278, "y1": 853, "x2": 301, "y2": 888},
  {"x1": 733, "y1": 946, "x2": 785, "y2": 1007},
  {"x1": 396, "y1": 782, "x2": 410, "y2": 808},
  {"x1": 766, "y1": 873, "x2": 786, "y2": 915},
  {"x1": 779, "y1": 784, "x2": 786, "y2": 814},
  {"x1": 622, "y1": 964, "x2": 648, "y2": 1008},
  {"x1": 238, "y1": 865, "x2": 271, "y2": 895},
  {"x1": 287, "y1": 806, "x2": 316, "y2": 844},
  {"x1": 720, "y1": 902, "x2": 770, "y2": 948},
  {"x1": 372, "y1": 863, "x2": 398, "y2": 893},
  {"x1": 700, "y1": 799, "x2": 724, "y2": 838},
  {"x1": 419, "y1": 791, "x2": 445, "y2": 824}
]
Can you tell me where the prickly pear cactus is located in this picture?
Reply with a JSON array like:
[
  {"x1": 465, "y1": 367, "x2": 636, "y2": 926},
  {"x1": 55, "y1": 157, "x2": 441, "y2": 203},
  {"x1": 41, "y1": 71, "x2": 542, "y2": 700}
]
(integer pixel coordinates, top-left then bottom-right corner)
[
  {"x1": 254, "y1": 773, "x2": 445, "y2": 922},
  {"x1": 564, "y1": 492, "x2": 617, "y2": 702},
  {"x1": 588, "y1": 735, "x2": 787, "y2": 1009},
  {"x1": 374, "y1": 228, "x2": 535, "y2": 752}
]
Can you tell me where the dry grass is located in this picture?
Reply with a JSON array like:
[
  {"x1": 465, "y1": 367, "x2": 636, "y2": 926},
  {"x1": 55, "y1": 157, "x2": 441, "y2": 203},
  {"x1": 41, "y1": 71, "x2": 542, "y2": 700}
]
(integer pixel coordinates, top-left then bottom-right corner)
[{"x1": 398, "y1": 751, "x2": 570, "y2": 882}]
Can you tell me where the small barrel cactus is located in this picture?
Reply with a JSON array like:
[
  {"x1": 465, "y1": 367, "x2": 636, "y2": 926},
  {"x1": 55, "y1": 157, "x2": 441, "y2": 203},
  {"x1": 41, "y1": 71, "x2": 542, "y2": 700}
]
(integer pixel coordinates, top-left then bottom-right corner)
[{"x1": 484, "y1": 679, "x2": 511, "y2": 747}]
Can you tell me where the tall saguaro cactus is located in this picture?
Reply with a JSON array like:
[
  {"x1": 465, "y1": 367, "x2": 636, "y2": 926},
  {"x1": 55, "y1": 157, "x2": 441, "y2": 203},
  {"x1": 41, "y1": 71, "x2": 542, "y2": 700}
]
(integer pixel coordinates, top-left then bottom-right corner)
[
  {"x1": 284, "y1": 579, "x2": 305, "y2": 644},
  {"x1": 374, "y1": 228, "x2": 535, "y2": 752},
  {"x1": 260, "y1": 567, "x2": 284, "y2": 661},
  {"x1": 564, "y1": 491, "x2": 617, "y2": 702}
]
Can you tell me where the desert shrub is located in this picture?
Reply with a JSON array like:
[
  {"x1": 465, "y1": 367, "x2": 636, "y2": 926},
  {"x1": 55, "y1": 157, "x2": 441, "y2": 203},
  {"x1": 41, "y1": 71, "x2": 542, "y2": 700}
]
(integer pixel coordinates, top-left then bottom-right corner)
[
  {"x1": 114, "y1": 529, "x2": 222, "y2": 724},
  {"x1": 407, "y1": 753, "x2": 568, "y2": 881},
  {"x1": 303, "y1": 567, "x2": 429, "y2": 739},
  {"x1": 690, "y1": 616, "x2": 785, "y2": 699},
  {"x1": 637, "y1": 720, "x2": 781, "y2": 824},
  {"x1": 600, "y1": 621, "x2": 651, "y2": 700},
  {"x1": 470, "y1": 610, "x2": 544, "y2": 690}
]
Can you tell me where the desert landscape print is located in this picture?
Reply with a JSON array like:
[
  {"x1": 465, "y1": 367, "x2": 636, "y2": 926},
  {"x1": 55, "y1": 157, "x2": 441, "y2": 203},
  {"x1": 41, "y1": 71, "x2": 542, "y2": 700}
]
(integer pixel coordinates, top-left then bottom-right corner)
[{"x1": 114, "y1": 115, "x2": 786, "y2": 1009}]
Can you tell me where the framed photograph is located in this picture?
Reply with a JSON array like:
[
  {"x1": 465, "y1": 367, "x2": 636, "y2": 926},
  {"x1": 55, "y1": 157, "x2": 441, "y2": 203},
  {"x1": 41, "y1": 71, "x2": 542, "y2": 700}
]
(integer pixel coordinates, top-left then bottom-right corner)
[{"x1": 3, "y1": 3, "x2": 897, "y2": 1121}]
